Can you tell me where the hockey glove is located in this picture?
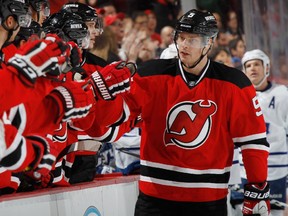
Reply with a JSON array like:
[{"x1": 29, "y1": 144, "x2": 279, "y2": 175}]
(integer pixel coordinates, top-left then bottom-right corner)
[
  {"x1": 23, "y1": 171, "x2": 54, "y2": 189},
  {"x1": 18, "y1": 135, "x2": 57, "y2": 189},
  {"x1": 89, "y1": 61, "x2": 136, "y2": 100},
  {"x1": 56, "y1": 41, "x2": 82, "y2": 74},
  {"x1": 242, "y1": 182, "x2": 270, "y2": 216},
  {"x1": 48, "y1": 81, "x2": 94, "y2": 122},
  {"x1": 67, "y1": 41, "x2": 82, "y2": 68},
  {"x1": 26, "y1": 135, "x2": 58, "y2": 177},
  {"x1": 8, "y1": 34, "x2": 69, "y2": 85}
]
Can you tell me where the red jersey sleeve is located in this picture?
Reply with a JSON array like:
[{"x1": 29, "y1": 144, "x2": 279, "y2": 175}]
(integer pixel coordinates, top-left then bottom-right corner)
[{"x1": 230, "y1": 84, "x2": 269, "y2": 183}]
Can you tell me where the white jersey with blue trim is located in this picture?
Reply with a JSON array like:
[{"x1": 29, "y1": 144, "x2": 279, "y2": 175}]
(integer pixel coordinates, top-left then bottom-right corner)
[
  {"x1": 229, "y1": 147, "x2": 241, "y2": 185},
  {"x1": 240, "y1": 82, "x2": 288, "y2": 181},
  {"x1": 112, "y1": 127, "x2": 141, "y2": 175}
]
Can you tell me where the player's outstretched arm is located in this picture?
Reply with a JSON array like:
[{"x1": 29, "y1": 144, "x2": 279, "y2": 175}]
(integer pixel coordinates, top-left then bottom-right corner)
[
  {"x1": 88, "y1": 61, "x2": 136, "y2": 101},
  {"x1": 0, "y1": 35, "x2": 71, "y2": 113},
  {"x1": 0, "y1": 119, "x2": 58, "y2": 174},
  {"x1": 7, "y1": 34, "x2": 70, "y2": 86},
  {"x1": 47, "y1": 81, "x2": 94, "y2": 123}
]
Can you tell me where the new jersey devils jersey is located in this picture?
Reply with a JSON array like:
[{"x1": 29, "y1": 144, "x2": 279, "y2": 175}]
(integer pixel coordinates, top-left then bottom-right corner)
[
  {"x1": 96, "y1": 58, "x2": 269, "y2": 202},
  {"x1": 82, "y1": 52, "x2": 108, "y2": 77},
  {"x1": 240, "y1": 82, "x2": 288, "y2": 181}
]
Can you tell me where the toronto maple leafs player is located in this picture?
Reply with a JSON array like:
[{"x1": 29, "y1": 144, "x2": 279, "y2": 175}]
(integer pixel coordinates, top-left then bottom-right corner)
[{"x1": 240, "y1": 49, "x2": 288, "y2": 216}]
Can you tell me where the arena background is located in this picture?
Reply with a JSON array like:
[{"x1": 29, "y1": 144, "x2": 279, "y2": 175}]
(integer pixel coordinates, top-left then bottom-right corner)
[{"x1": 49, "y1": 0, "x2": 288, "y2": 84}]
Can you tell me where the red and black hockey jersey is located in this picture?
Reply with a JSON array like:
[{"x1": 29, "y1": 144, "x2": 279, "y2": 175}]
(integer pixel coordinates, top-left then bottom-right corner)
[
  {"x1": 94, "y1": 58, "x2": 269, "y2": 202},
  {"x1": 82, "y1": 52, "x2": 108, "y2": 76}
]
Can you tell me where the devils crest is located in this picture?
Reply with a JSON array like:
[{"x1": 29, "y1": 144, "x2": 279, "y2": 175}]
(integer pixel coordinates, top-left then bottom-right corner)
[{"x1": 164, "y1": 100, "x2": 217, "y2": 149}]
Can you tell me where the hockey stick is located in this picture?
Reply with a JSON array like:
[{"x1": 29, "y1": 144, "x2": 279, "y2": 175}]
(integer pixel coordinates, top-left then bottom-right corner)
[
  {"x1": 270, "y1": 199, "x2": 288, "y2": 208},
  {"x1": 117, "y1": 147, "x2": 140, "y2": 158}
]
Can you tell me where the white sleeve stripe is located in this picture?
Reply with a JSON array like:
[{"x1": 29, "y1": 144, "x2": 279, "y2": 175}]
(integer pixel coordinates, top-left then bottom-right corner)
[
  {"x1": 3, "y1": 132, "x2": 23, "y2": 157},
  {"x1": 232, "y1": 132, "x2": 267, "y2": 143},
  {"x1": 77, "y1": 134, "x2": 93, "y2": 140},
  {"x1": 11, "y1": 176, "x2": 21, "y2": 185},
  {"x1": 241, "y1": 144, "x2": 269, "y2": 152},
  {"x1": 8, "y1": 105, "x2": 27, "y2": 134},
  {"x1": 121, "y1": 100, "x2": 130, "y2": 123},
  {"x1": 0, "y1": 167, "x2": 7, "y2": 173}
]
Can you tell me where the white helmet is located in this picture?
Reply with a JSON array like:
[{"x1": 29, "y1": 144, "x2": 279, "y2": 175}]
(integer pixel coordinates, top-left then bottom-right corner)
[
  {"x1": 242, "y1": 49, "x2": 270, "y2": 75},
  {"x1": 242, "y1": 49, "x2": 270, "y2": 88}
]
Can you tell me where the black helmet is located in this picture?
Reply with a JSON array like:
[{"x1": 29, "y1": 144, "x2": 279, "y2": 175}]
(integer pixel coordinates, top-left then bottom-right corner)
[
  {"x1": 0, "y1": 0, "x2": 31, "y2": 27},
  {"x1": 42, "y1": 12, "x2": 64, "y2": 35},
  {"x1": 16, "y1": 21, "x2": 43, "y2": 41},
  {"x1": 61, "y1": 14, "x2": 89, "y2": 48},
  {"x1": 29, "y1": 0, "x2": 50, "y2": 16},
  {"x1": 61, "y1": 2, "x2": 98, "y2": 22},
  {"x1": 61, "y1": 2, "x2": 103, "y2": 34},
  {"x1": 175, "y1": 9, "x2": 218, "y2": 38},
  {"x1": 42, "y1": 12, "x2": 89, "y2": 49}
]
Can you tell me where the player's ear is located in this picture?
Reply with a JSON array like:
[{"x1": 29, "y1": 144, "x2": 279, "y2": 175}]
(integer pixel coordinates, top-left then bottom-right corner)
[
  {"x1": 19, "y1": 39, "x2": 27, "y2": 47},
  {"x1": 5, "y1": 16, "x2": 18, "y2": 30},
  {"x1": 205, "y1": 38, "x2": 213, "y2": 52}
]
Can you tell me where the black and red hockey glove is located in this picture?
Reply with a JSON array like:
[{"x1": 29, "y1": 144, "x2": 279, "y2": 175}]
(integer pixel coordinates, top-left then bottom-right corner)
[
  {"x1": 56, "y1": 41, "x2": 82, "y2": 74},
  {"x1": 24, "y1": 171, "x2": 54, "y2": 189},
  {"x1": 7, "y1": 34, "x2": 69, "y2": 86},
  {"x1": 242, "y1": 182, "x2": 270, "y2": 216},
  {"x1": 89, "y1": 61, "x2": 136, "y2": 100},
  {"x1": 26, "y1": 135, "x2": 58, "y2": 176},
  {"x1": 48, "y1": 81, "x2": 94, "y2": 122},
  {"x1": 20, "y1": 135, "x2": 58, "y2": 189},
  {"x1": 67, "y1": 41, "x2": 82, "y2": 68}
]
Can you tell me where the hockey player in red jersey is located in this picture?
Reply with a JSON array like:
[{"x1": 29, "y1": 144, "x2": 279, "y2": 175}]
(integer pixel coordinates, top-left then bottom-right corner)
[
  {"x1": 0, "y1": 0, "x2": 90, "y2": 193},
  {"x1": 0, "y1": 0, "x2": 68, "y2": 112},
  {"x1": 89, "y1": 9, "x2": 271, "y2": 216},
  {"x1": 0, "y1": 0, "x2": 31, "y2": 50},
  {"x1": 0, "y1": 11, "x2": 95, "y2": 192},
  {"x1": 0, "y1": 6, "x2": 97, "y2": 190},
  {"x1": 42, "y1": 4, "x2": 138, "y2": 186},
  {"x1": 29, "y1": 0, "x2": 50, "y2": 25},
  {"x1": 0, "y1": 34, "x2": 95, "y2": 193},
  {"x1": 0, "y1": 9, "x2": 134, "y2": 190},
  {"x1": 60, "y1": 2, "x2": 107, "y2": 76}
]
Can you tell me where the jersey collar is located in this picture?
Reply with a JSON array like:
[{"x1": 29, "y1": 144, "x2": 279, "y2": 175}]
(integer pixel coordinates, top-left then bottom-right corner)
[{"x1": 178, "y1": 59, "x2": 210, "y2": 87}]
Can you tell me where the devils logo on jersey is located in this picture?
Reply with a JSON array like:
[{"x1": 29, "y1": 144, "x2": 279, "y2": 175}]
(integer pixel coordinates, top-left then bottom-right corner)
[{"x1": 164, "y1": 100, "x2": 217, "y2": 149}]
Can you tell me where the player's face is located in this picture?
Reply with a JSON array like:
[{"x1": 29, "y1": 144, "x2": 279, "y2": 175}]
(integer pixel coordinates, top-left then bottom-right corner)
[
  {"x1": 38, "y1": 2, "x2": 50, "y2": 25},
  {"x1": 86, "y1": 21, "x2": 97, "y2": 49},
  {"x1": 244, "y1": 59, "x2": 266, "y2": 85},
  {"x1": 176, "y1": 32, "x2": 207, "y2": 67},
  {"x1": 30, "y1": 2, "x2": 50, "y2": 25}
]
